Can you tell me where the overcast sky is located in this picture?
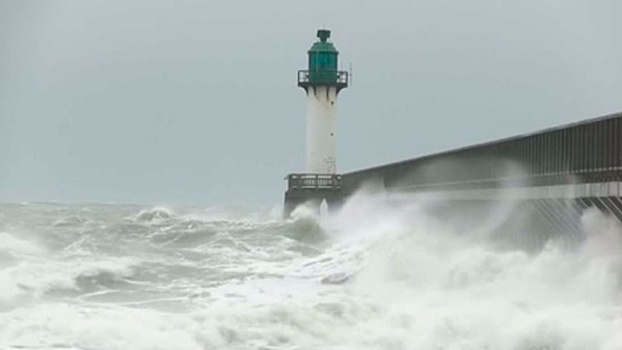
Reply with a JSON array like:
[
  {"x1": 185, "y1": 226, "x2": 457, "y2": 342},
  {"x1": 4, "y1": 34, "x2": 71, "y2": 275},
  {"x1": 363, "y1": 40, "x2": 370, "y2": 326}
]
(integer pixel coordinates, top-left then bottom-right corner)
[{"x1": 1, "y1": 0, "x2": 621, "y2": 206}]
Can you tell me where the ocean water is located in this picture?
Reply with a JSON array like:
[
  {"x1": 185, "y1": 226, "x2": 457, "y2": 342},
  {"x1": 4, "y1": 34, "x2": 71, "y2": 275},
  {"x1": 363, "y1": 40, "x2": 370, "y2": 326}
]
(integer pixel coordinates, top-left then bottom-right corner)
[{"x1": 1, "y1": 194, "x2": 622, "y2": 350}]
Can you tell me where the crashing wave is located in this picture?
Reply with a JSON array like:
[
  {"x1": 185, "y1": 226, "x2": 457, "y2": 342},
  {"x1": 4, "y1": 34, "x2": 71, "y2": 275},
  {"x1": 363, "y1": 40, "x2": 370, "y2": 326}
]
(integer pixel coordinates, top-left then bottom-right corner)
[{"x1": 133, "y1": 207, "x2": 174, "y2": 223}]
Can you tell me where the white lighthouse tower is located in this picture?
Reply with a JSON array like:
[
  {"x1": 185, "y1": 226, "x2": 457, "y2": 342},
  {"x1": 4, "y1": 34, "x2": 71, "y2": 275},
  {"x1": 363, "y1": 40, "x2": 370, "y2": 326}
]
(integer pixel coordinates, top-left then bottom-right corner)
[
  {"x1": 298, "y1": 29, "x2": 348, "y2": 173},
  {"x1": 284, "y1": 29, "x2": 349, "y2": 217}
]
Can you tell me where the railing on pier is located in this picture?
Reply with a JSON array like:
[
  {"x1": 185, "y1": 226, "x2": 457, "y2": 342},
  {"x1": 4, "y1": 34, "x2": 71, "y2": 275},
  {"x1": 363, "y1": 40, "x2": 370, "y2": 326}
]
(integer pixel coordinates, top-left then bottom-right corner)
[{"x1": 286, "y1": 174, "x2": 342, "y2": 191}]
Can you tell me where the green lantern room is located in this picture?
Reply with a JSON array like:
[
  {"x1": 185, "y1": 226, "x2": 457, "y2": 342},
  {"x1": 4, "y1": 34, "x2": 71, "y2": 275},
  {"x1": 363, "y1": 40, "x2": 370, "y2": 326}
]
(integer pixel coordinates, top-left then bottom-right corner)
[{"x1": 298, "y1": 29, "x2": 348, "y2": 92}]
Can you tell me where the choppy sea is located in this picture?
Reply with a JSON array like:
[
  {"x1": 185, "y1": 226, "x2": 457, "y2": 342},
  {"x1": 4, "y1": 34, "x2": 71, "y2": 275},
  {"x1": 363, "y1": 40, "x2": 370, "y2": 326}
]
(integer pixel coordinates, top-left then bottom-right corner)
[{"x1": 1, "y1": 193, "x2": 622, "y2": 349}]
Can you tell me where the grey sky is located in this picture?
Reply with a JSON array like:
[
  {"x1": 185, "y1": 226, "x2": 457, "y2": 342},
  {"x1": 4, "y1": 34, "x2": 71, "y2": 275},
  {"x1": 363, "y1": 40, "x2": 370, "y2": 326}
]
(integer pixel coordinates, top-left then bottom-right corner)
[{"x1": 1, "y1": 0, "x2": 621, "y2": 206}]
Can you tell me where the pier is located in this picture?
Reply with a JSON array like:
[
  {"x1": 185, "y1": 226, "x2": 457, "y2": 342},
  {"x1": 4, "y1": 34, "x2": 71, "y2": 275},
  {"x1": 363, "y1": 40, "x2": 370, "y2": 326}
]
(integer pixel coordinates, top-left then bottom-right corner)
[{"x1": 286, "y1": 111, "x2": 622, "y2": 248}]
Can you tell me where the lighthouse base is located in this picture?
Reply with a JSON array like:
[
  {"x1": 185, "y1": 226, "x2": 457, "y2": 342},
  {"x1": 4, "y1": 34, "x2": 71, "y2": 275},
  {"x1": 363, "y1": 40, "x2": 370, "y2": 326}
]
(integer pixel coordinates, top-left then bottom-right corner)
[{"x1": 283, "y1": 174, "x2": 344, "y2": 218}]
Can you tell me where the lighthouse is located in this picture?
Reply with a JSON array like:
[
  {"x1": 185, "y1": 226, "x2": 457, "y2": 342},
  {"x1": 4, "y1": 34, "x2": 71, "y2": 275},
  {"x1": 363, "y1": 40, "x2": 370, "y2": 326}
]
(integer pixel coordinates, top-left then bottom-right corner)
[
  {"x1": 298, "y1": 29, "x2": 348, "y2": 173},
  {"x1": 284, "y1": 29, "x2": 349, "y2": 217}
]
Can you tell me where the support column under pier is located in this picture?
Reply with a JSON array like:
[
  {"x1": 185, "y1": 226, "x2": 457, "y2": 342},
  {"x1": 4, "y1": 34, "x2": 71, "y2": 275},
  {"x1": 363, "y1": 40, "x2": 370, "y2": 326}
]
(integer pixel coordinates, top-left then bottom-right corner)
[
  {"x1": 409, "y1": 196, "x2": 592, "y2": 251},
  {"x1": 283, "y1": 189, "x2": 344, "y2": 218}
]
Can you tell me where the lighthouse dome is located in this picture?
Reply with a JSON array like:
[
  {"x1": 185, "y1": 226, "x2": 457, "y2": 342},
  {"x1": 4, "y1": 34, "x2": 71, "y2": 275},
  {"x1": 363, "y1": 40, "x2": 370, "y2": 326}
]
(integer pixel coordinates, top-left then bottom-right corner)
[{"x1": 307, "y1": 30, "x2": 339, "y2": 84}]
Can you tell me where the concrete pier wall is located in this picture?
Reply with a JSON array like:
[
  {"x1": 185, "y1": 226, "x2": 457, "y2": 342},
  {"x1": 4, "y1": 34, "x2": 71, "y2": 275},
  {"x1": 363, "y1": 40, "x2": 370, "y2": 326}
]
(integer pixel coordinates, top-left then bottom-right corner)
[{"x1": 342, "y1": 111, "x2": 622, "y2": 197}]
